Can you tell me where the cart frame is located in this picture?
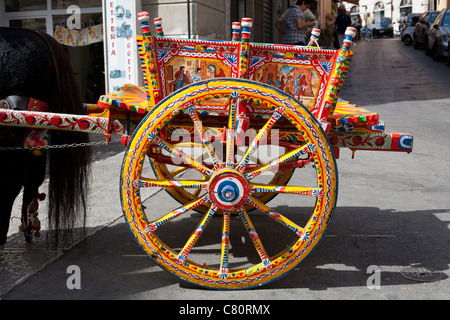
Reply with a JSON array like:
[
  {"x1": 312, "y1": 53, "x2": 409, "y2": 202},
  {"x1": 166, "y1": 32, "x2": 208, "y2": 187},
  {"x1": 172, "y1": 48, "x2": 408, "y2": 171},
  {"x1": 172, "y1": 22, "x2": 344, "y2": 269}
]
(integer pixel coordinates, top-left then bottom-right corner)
[{"x1": 0, "y1": 13, "x2": 413, "y2": 289}]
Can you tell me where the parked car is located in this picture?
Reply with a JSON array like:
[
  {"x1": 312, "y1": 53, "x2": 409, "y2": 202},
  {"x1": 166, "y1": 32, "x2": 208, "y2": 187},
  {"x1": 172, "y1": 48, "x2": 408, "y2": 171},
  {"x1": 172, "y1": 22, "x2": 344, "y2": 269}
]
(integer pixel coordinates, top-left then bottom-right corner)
[
  {"x1": 448, "y1": 40, "x2": 450, "y2": 66},
  {"x1": 414, "y1": 11, "x2": 439, "y2": 48},
  {"x1": 426, "y1": 9, "x2": 450, "y2": 60},
  {"x1": 402, "y1": 26, "x2": 416, "y2": 45},
  {"x1": 401, "y1": 14, "x2": 421, "y2": 45},
  {"x1": 372, "y1": 17, "x2": 394, "y2": 37},
  {"x1": 400, "y1": 13, "x2": 422, "y2": 33}
]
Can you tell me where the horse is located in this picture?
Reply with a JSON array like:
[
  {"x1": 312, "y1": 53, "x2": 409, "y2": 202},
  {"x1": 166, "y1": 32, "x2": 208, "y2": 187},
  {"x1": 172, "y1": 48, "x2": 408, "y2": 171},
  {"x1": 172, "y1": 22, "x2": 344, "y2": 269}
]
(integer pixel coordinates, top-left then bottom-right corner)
[{"x1": 0, "y1": 28, "x2": 92, "y2": 247}]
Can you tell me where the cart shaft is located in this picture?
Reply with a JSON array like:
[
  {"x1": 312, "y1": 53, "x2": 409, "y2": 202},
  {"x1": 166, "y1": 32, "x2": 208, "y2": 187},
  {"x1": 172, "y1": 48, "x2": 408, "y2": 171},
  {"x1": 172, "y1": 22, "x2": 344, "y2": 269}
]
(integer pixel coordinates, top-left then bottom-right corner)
[{"x1": 0, "y1": 108, "x2": 126, "y2": 136}]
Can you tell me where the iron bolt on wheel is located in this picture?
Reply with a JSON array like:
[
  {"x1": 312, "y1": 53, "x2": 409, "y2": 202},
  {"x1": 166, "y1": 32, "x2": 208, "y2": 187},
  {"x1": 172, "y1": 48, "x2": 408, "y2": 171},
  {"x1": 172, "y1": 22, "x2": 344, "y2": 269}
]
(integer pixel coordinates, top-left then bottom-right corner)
[{"x1": 120, "y1": 78, "x2": 338, "y2": 289}]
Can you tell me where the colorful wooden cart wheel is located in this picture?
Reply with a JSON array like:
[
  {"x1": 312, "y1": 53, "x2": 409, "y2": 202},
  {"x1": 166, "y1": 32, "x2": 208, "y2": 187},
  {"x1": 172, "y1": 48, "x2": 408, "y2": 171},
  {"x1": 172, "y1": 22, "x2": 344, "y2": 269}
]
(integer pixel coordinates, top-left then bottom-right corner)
[{"x1": 120, "y1": 78, "x2": 338, "y2": 289}]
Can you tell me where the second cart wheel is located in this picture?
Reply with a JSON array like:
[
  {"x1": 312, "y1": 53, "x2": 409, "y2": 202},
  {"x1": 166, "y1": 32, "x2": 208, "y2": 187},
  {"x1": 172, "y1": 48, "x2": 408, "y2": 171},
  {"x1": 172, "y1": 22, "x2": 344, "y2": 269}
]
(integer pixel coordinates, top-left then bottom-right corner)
[
  {"x1": 148, "y1": 138, "x2": 295, "y2": 214},
  {"x1": 120, "y1": 78, "x2": 338, "y2": 289}
]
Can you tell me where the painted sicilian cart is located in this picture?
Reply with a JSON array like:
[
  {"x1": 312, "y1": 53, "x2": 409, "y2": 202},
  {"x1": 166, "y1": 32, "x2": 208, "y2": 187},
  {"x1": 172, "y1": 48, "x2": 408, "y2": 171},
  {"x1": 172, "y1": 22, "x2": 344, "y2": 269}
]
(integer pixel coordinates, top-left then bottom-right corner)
[{"x1": 0, "y1": 13, "x2": 413, "y2": 289}]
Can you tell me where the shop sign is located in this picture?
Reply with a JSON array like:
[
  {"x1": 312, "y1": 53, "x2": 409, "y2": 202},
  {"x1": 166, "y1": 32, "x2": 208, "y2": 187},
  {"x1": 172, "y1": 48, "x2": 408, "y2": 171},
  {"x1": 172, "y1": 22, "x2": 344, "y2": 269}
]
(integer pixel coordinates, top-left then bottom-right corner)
[{"x1": 103, "y1": 0, "x2": 138, "y2": 92}]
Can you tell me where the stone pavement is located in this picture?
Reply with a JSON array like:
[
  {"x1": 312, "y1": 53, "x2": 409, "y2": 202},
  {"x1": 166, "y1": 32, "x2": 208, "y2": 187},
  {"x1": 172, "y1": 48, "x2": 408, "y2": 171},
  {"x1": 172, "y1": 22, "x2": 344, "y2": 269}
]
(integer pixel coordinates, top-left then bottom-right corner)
[{"x1": 0, "y1": 137, "x2": 127, "y2": 297}]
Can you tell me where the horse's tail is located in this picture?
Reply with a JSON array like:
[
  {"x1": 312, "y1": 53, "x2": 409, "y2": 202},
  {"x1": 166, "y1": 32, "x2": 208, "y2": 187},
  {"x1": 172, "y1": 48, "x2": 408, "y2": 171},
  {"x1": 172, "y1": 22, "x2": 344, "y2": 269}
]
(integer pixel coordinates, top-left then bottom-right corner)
[{"x1": 40, "y1": 32, "x2": 92, "y2": 245}]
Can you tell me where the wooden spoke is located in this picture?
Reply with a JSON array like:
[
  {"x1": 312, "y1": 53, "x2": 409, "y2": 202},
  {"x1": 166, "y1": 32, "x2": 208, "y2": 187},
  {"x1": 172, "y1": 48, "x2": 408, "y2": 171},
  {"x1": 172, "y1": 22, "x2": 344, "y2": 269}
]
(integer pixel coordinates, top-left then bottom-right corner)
[
  {"x1": 244, "y1": 144, "x2": 313, "y2": 180},
  {"x1": 169, "y1": 166, "x2": 190, "y2": 178},
  {"x1": 228, "y1": 92, "x2": 239, "y2": 131},
  {"x1": 226, "y1": 93, "x2": 239, "y2": 168},
  {"x1": 191, "y1": 175, "x2": 207, "y2": 200},
  {"x1": 134, "y1": 177, "x2": 206, "y2": 189},
  {"x1": 236, "y1": 107, "x2": 285, "y2": 172},
  {"x1": 225, "y1": 127, "x2": 235, "y2": 169},
  {"x1": 175, "y1": 203, "x2": 218, "y2": 265},
  {"x1": 219, "y1": 210, "x2": 231, "y2": 279},
  {"x1": 249, "y1": 183, "x2": 324, "y2": 198},
  {"x1": 238, "y1": 208, "x2": 273, "y2": 270},
  {"x1": 246, "y1": 195, "x2": 305, "y2": 238},
  {"x1": 144, "y1": 194, "x2": 210, "y2": 232},
  {"x1": 186, "y1": 106, "x2": 222, "y2": 170},
  {"x1": 148, "y1": 132, "x2": 214, "y2": 176}
]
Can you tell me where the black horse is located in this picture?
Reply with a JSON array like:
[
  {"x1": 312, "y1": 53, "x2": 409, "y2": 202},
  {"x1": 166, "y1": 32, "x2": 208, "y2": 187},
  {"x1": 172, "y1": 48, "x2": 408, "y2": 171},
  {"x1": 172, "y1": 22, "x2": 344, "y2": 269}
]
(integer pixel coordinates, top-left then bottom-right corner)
[{"x1": 0, "y1": 28, "x2": 91, "y2": 246}]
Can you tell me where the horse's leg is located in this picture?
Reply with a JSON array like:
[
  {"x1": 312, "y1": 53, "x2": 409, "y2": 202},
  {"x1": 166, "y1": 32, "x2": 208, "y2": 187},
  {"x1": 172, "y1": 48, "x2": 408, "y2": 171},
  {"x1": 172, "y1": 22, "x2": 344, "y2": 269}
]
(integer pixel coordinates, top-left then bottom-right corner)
[
  {"x1": 21, "y1": 152, "x2": 47, "y2": 242},
  {"x1": 0, "y1": 151, "x2": 25, "y2": 246}
]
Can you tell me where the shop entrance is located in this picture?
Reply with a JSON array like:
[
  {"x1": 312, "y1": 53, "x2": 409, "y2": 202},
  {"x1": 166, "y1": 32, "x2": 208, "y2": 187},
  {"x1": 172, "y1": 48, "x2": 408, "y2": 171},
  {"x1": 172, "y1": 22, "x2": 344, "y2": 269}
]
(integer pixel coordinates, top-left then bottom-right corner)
[{"x1": 1, "y1": 0, "x2": 105, "y2": 103}]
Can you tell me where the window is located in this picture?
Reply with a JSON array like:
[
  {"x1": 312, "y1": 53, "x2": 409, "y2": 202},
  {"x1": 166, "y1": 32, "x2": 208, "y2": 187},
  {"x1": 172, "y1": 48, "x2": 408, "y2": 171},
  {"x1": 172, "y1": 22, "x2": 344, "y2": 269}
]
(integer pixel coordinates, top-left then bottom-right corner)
[
  {"x1": 350, "y1": 5, "x2": 360, "y2": 24},
  {"x1": 4, "y1": 0, "x2": 47, "y2": 12},
  {"x1": 429, "y1": 11, "x2": 439, "y2": 24},
  {"x1": 443, "y1": 11, "x2": 450, "y2": 27},
  {"x1": 374, "y1": 2, "x2": 385, "y2": 18},
  {"x1": 51, "y1": 0, "x2": 102, "y2": 10},
  {"x1": 2, "y1": 0, "x2": 102, "y2": 34},
  {"x1": 374, "y1": 17, "x2": 392, "y2": 24},
  {"x1": 399, "y1": 0, "x2": 412, "y2": 16},
  {"x1": 9, "y1": 18, "x2": 46, "y2": 32}
]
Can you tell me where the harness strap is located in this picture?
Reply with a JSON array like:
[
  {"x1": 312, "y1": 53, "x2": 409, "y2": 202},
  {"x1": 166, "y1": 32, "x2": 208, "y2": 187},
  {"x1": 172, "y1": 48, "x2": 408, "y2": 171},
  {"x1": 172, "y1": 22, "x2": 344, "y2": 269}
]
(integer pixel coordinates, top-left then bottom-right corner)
[
  {"x1": 0, "y1": 95, "x2": 49, "y2": 112},
  {"x1": 27, "y1": 97, "x2": 49, "y2": 112}
]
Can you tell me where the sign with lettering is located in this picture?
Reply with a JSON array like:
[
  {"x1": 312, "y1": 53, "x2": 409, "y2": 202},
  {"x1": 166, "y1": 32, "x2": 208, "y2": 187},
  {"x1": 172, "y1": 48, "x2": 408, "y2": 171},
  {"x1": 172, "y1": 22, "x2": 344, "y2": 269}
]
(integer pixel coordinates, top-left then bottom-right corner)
[{"x1": 103, "y1": 0, "x2": 138, "y2": 92}]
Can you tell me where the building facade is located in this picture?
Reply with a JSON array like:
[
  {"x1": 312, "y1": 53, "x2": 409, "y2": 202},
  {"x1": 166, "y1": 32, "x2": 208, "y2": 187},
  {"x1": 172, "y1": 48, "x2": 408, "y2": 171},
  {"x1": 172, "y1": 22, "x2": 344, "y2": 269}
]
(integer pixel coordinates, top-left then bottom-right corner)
[
  {"x1": 343, "y1": 0, "x2": 450, "y2": 28},
  {"x1": 1, "y1": 0, "x2": 341, "y2": 102}
]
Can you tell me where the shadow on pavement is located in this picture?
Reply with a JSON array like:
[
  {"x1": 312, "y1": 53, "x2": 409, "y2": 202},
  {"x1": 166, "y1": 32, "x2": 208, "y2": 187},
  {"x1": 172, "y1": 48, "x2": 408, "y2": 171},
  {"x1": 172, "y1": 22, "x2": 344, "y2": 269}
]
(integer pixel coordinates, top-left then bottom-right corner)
[{"x1": 2, "y1": 205, "x2": 448, "y2": 299}]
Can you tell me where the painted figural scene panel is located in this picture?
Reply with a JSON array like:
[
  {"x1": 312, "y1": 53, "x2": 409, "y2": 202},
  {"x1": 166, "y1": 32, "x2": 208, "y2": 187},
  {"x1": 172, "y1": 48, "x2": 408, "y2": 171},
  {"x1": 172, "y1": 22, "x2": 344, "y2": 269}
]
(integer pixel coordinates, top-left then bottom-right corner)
[
  {"x1": 248, "y1": 45, "x2": 338, "y2": 115},
  {"x1": 155, "y1": 39, "x2": 240, "y2": 97},
  {"x1": 153, "y1": 41, "x2": 336, "y2": 115},
  {"x1": 164, "y1": 56, "x2": 232, "y2": 94},
  {"x1": 253, "y1": 63, "x2": 320, "y2": 110}
]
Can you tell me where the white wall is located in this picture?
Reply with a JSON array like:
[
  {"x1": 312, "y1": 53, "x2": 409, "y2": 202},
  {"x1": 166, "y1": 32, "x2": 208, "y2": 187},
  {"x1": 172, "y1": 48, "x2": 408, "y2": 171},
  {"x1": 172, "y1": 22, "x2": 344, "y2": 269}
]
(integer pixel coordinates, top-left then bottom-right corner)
[{"x1": 343, "y1": 0, "x2": 429, "y2": 27}]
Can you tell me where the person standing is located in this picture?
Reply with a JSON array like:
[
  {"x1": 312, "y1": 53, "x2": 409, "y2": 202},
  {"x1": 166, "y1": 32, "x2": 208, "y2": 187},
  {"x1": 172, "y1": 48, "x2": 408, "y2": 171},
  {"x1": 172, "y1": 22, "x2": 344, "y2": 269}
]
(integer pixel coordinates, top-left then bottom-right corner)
[
  {"x1": 294, "y1": 74, "x2": 308, "y2": 103},
  {"x1": 283, "y1": 0, "x2": 316, "y2": 46},
  {"x1": 191, "y1": 68, "x2": 202, "y2": 83},
  {"x1": 301, "y1": 1, "x2": 318, "y2": 39},
  {"x1": 335, "y1": 5, "x2": 352, "y2": 47},
  {"x1": 275, "y1": 1, "x2": 294, "y2": 37},
  {"x1": 365, "y1": 12, "x2": 374, "y2": 41},
  {"x1": 353, "y1": 14, "x2": 362, "y2": 40},
  {"x1": 174, "y1": 66, "x2": 189, "y2": 89},
  {"x1": 398, "y1": 12, "x2": 407, "y2": 33}
]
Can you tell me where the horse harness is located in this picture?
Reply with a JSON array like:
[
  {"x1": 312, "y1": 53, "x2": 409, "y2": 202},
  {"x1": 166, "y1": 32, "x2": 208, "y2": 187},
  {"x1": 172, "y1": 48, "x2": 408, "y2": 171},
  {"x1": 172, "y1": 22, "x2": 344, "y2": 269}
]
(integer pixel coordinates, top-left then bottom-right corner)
[
  {"x1": 0, "y1": 95, "x2": 49, "y2": 112},
  {"x1": 0, "y1": 95, "x2": 50, "y2": 155}
]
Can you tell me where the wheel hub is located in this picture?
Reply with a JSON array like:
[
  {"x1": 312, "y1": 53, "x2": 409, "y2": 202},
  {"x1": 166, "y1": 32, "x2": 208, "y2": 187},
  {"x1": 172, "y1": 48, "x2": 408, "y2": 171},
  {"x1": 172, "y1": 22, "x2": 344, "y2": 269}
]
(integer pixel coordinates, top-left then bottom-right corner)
[{"x1": 208, "y1": 169, "x2": 249, "y2": 210}]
